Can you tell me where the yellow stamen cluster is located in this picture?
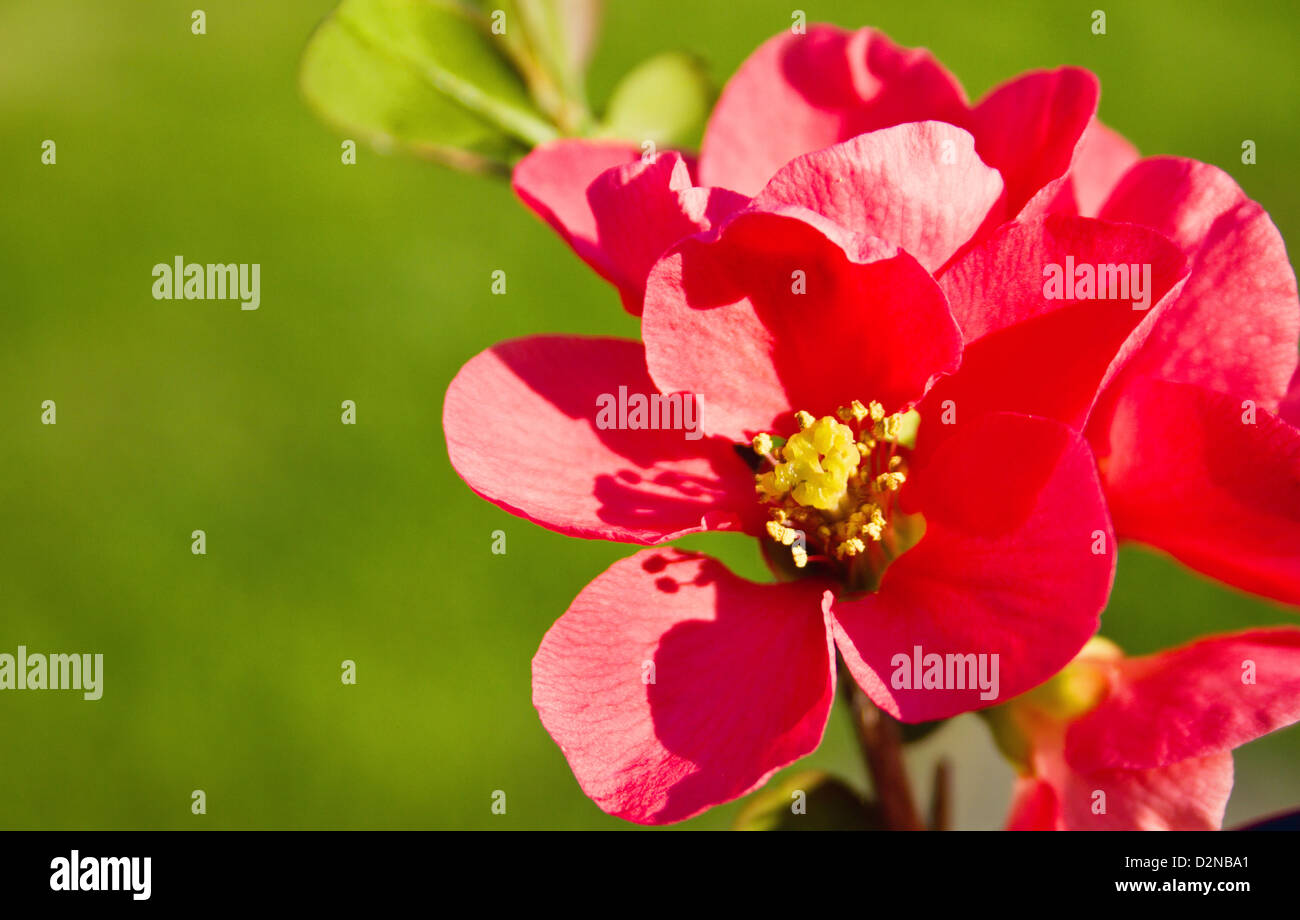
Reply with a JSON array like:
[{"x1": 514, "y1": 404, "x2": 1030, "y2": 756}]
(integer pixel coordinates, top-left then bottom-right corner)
[
  {"x1": 752, "y1": 400, "x2": 917, "y2": 576},
  {"x1": 756, "y1": 416, "x2": 861, "y2": 512},
  {"x1": 764, "y1": 512, "x2": 808, "y2": 568}
]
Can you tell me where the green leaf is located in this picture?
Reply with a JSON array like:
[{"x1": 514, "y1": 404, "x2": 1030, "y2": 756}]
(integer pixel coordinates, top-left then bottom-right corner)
[
  {"x1": 300, "y1": 0, "x2": 557, "y2": 169},
  {"x1": 734, "y1": 771, "x2": 882, "y2": 831},
  {"x1": 598, "y1": 51, "x2": 713, "y2": 150},
  {"x1": 493, "y1": 1, "x2": 602, "y2": 88},
  {"x1": 547, "y1": 0, "x2": 603, "y2": 78},
  {"x1": 469, "y1": 0, "x2": 600, "y2": 133},
  {"x1": 519, "y1": 0, "x2": 602, "y2": 102}
]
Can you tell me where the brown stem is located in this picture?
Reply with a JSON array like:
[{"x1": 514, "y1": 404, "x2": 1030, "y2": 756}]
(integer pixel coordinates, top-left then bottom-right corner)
[
  {"x1": 930, "y1": 758, "x2": 953, "y2": 831},
  {"x1": 839, "y1": 659, "x2": 923, "y2": 831}
]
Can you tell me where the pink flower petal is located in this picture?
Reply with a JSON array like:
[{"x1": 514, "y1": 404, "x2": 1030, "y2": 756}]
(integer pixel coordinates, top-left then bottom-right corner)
[
  {"x1": 1100, "y1": 156, "x2": 1249, "y2": 253},
  {"x1": 532, "y1": 548, "x2": 836, "y2": 824},
  {"x1": 512, "y1": 138, "x2": 641, "y2": 277},
  {"x1": 937, "y1": 215, "x2": 1187, "y2": 345},
  {"x1": 753, "y1": 121, "x2": 1004, "y2": 272},
  {"x1": 587, "y1": 152, "x2": 748, "y2": 314},
  {"x1": 1096, "y1": 377, "x2": 1300, "y2": 606},
  {"x1": 1006, "y1": 777, "x2": 1063, "y2": 830},
  {"x1": 643, "y1": 208, "x2": 962, "y2": 442},
  {"x1": 1044, "y1": 750, "x2": 1233, "y2": 831},
  {"x1": 1065, "y1": 119, "x2": 1139, "y2": 218},
  {"x1": 916, "y1": 215, "x2": 1186, "y2": 463},
  {"x1": 698, "y1": 26, "x2": 969, "y2": 196},
  {"x1": 968, "y1": 68, "x2": 1099, "y2": 221},
  {"x1": 443, "y1": 336, "x2": 758, "y2": 544},
  {"x1": 1067, "y1": 628, "x2": 1300, "y2": 772},
  {"x1": 1284, "y1": 370, "x2": 1300, "y2": 426},
  {"x1": 1100, "y1": 158, "x2": 1300, "y2": 409},
  {"x1": 831, "y1": 412, "x2": 1115, "y2": 723},
  {"x1": 1012, "y1": 711, "x2": 1233, "y2": 830}
]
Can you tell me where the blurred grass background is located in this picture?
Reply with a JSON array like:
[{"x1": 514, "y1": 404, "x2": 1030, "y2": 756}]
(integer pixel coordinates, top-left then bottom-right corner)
[{"x1": 0, "y1": 0, "x2": 1296, "y2": 829}]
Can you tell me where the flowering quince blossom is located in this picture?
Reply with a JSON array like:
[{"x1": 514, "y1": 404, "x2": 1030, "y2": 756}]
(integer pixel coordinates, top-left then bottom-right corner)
[
  {"x1": 512, "y1": 24, "x2": 1134, "y2": 316},
  {"x1": 443, "y1": 26, "x2": 1140, "y2": 825},
  {"x1": 992, "y1": 629, "x2": 1300, "y2": 830},
  {"x1": 514, "y1": 23, "x2": 1300, "y2": 607},
  {"x1": 919, "y1": 157, "x2": 1300, "y2": 608},
  {"x1": 512, "y1": 21, "x2": 1294, "y2": 610},
  {"x1": 446, "y1": 23, "x2": 1300, "y2": 824},
  {"x1": 445, "y1": 344, "x2": 1112, "y2": 825}
]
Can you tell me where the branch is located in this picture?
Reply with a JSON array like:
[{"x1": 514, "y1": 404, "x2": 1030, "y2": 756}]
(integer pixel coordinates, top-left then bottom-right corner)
[{"x1": 839, "y1": 658, "x2": 924, "y2": 831}]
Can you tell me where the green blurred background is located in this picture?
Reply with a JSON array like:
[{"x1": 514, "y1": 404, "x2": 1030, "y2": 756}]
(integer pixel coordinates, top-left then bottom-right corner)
[{"x1": 1, "y1": 0, "x2": 1297, "y2": 829}]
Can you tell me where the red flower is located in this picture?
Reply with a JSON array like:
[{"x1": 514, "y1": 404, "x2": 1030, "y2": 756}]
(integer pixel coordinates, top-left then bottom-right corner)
[
  {"x1": 448, "y1": 23, "x2": 1299, "y2": 824},
  {"x1": 995, "y1": 630, "x2": 1300, "y2": 830},
  {"x1": 512, "y1": 24, "x2": 1135, "y2": 315},
  {"x1": 1086, "y1": 161, "x2": 1300, "y2": 604},
  {"x1": 921, "y1": 157, "x2": 1300, "y2": 606},
  {"x1": 446, "y1": 331, "x2": 1113, "y2": 823},
  {"x1": 508, "y1": 24, "x2": 1300, "y2": 609},
  {"x1": 448, "y1": 92, "x2": 1119, "y2": 822}
]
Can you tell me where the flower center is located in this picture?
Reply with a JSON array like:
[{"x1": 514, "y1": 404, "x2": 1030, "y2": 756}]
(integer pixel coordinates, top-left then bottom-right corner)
[{"x1": 751, "y1": 400, "x2": 924, "y2": 591}]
